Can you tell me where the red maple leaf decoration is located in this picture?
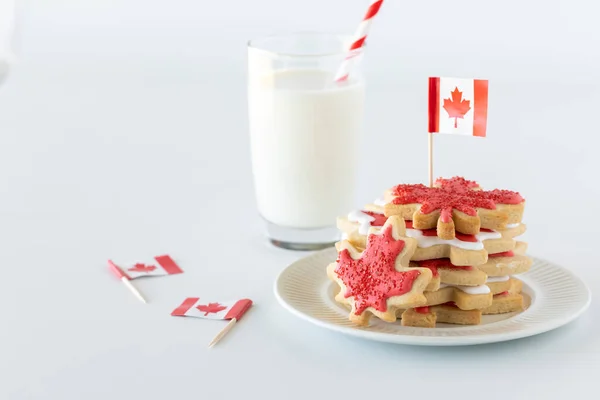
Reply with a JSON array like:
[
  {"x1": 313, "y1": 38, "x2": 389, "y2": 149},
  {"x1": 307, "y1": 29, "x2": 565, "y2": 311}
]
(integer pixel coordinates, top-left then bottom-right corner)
[
  {"x1": 443, "y1": 87, "x2": 471, "y2": 128},
  {"x1": 334, "y1": 225, "x2": 421, "y2": 315},
  {"x1": 196, "y1": 302, "x2": 227, "y2": 316},
  {"x1": 391, "y1": 176, "x2": 523, "y2": 223},
  {"x1": 127, "y1": 263, "x2": 157, "y2": 273}
]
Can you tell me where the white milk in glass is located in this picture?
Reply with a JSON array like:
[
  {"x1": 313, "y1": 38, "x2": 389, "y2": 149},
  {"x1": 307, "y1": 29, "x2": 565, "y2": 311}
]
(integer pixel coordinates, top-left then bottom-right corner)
[{"x1": 248, "y1": 69, "x2": 364, "y2": 229}]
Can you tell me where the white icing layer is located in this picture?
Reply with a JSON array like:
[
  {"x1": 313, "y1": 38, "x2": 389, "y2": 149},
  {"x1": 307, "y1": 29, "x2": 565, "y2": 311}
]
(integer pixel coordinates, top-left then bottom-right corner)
[
  {"x1": 348, "y1": 208, "x2": 502, "y2": 251},
  {"x1": 373, "y1": 197, "x2": 387, "y2": 206},
  {"x1": 476, "y1": 230, "x2": 502, "y2": 241},
  {"x1": 406, "y1": 229, "x2": 485, "y2": 251},
  {"x1": 439, "y1": 283, "x2": 491, "y2": 295},
  {"x1": 486, "y1": 275, "x2": 510, "y2": 283},
  {"x1": 347, "y1": 210, "x2": 375, "y2": 235},
  {"x1": 505, "y1": 223, "x2": 520, "y2": 229}
]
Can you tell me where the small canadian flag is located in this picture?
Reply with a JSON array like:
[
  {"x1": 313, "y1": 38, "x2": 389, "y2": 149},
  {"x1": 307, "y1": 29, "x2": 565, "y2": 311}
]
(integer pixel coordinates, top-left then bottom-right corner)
[
  {"x1": 172, "y1": 298, "x2": 254, "y2": 347},
  {"x1": 108, "y1": 254, "x2": 183, "y2": 280},
  {"x1": 171, "y1": 298, "x2": 253, "y2": 320},
  {"x1": 428, "y1": 76, "x2": 489, "y2": 137}
]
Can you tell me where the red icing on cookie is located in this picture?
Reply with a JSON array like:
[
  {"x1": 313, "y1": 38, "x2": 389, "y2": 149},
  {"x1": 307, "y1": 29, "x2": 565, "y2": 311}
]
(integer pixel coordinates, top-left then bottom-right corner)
[
  {"x1": 405, "y1": 221, "x2": 437, "y2": 236},
  {"x1": 406, "y1": 221, "x2": 478, "y2": 242},
  {"x1": 489, "y1": 250, "x2": 515, "y2": 258},
  {"x1": 454, "y1": 232, "x2": 477, "y2": 242},
  {"x1": 494, "y1": 291, "x2": 509, "y2": 297},
  {"x1": 361, "y1": 210, "x2": 387, "y2": 227},
  {"x1": 414, "y1": 259, "x2": 473, "y2": 277},
  {"x1": 415, "y1": 306, "x2": 430, "y2": 314},
  {"x1": 335, "y1": 225, "x2": 421, "y2": 315},
  {"x1": 391, "y1": 176, "x2": 524, "y2": 221}
]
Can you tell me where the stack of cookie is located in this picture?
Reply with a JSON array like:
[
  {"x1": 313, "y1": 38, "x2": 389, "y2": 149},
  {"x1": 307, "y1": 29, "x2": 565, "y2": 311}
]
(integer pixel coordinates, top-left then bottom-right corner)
[{"x1": 331, "y1": 176, "x2": 532, "y2": 328}]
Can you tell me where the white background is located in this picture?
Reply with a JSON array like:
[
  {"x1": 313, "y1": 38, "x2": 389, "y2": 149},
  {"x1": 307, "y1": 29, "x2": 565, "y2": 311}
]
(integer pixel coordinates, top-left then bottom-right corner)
[{"x1": 1, "y1": 0, "x2": 599, "y2": 399}]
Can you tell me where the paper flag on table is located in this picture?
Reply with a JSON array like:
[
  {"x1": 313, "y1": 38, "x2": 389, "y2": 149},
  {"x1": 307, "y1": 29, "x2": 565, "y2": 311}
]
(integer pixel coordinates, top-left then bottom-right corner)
[
  {"x1": 108, "y1": 255, "x2": 183, "y2": 280},
  {"x1": 428, "y1": 76, "x2": 488, "y2": 137},
  {"x1": 171, "y1": 298, "x2": 253, "y2": 320}
]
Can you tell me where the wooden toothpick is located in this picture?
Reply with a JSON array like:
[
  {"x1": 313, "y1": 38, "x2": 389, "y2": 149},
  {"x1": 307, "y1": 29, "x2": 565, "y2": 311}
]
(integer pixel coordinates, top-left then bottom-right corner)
[
  {"x1": 428, "y1": 132, "x2": 434, "y2": 187},
  {"x1": 120, "y1": 276, "x2": 147, "y2": 303},
  {"x1": 208, "y1": 318, "x2": 237, "y2": 348},
  {"x1": 207, "y1": 298, "x2": 253, "y2": 348},
  {"x1": 108, "y1": 260, "x2": 147, "y2": 303}
]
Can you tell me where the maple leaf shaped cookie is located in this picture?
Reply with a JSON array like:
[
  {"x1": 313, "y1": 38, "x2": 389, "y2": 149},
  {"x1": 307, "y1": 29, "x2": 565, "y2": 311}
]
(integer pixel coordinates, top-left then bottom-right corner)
[
  {"x1": 383, "y1": 176, "x2": 525, "y2": 240},
  {"x1": 327, "y1": 216, "x2": 433, "y2": 326}
]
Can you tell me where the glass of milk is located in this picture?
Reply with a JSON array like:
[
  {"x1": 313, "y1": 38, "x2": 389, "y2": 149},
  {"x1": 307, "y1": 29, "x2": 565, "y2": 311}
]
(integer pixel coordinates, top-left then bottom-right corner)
[{"x1": 248, "y1": 32, "x2": 365, "y2": 250}]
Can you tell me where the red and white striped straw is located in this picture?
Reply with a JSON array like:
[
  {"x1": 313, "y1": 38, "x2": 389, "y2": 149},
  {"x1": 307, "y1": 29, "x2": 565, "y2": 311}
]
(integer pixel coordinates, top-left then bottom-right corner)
[{"x1": 334, "y1": 0, "x2": 385, "y2": 82}]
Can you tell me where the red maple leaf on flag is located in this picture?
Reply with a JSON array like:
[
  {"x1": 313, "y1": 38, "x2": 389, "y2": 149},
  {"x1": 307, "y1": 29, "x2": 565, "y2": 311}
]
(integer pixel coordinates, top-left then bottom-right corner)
[
  {"x1": 196, "y1": 302, "x2": 227, "y2": 316},
  {"x1": 443, "y1": 87, "x2": 471, "y2": 128},
  {"x1": 127, "y1": 263, "x2": 157, "y2": 273}
]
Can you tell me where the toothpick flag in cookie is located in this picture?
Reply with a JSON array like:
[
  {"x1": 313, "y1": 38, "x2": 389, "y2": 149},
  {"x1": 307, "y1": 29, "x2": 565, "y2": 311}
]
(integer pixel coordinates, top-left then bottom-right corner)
[
  {"x1": 171, "y1": 298, "x2": 253, "y2": 348},
  {"x1": 428, "y1": 77, "x2": 488, "y2": 137},
  {"x1": 426, "y1": 76, "x2": 489, "y2": 186},
  {"x1": 327, "y1": 216, "x2": 432, "y2": 326}
]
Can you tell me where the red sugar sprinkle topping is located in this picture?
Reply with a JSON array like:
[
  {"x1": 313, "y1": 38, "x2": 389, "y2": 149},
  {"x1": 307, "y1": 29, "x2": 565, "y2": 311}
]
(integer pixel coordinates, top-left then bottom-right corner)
[
  {"x1": 489, "y1": 250, "x2": 515, "y2": 258},
  {"x1": 391, "y1": 176, "x2": 523, "y2": 222},
  {"x1": 335, "y1": 225, "x2": 421, "y2": 315},
  {"x1": 414, "y1": 259, "x2": 473, "y2": 277},
  {"x1": 454, "y1": 232, "x2": 478, "y2": 242},
  {"x1": 415, "y1": 306, "x2": 430, "y2": 314}
]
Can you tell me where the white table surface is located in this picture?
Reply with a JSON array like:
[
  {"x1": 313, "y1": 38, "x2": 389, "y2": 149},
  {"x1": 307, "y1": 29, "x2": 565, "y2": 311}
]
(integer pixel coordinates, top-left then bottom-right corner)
[{"x1": 1, "y1": 1, "x2": 599, "y2": 399}]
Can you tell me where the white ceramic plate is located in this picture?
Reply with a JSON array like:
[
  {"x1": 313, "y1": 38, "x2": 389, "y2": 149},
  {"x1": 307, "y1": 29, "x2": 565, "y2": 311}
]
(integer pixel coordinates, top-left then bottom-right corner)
[{"x1": 274, "y1": 247, "x2": 591, "y2": 346}]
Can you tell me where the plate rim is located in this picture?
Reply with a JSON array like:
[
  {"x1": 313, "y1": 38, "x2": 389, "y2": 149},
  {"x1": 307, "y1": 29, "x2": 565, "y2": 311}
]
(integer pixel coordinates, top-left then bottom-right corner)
[{"x1": 273, "y1": 247, "x2": 592, "y2": 346}]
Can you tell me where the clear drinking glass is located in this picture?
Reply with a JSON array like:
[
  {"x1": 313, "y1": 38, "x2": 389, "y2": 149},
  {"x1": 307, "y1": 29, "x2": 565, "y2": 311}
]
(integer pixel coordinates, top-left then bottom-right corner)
[{"x1": 247, "y1": 32, "x2": 365, "y2": 250}]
